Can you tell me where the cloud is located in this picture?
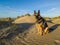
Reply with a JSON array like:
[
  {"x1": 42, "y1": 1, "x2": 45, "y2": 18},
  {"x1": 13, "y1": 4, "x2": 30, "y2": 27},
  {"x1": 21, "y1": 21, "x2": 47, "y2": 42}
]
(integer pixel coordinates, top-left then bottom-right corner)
[
  {"x1": 42, "y1": 8, "x2": 60, "y2": 17},
  {"x1": 0, "y1": 5, "x2": 31, "y2": 17},
  {"x1": 0, "y1": 4, "x2": 60, "y2": 18},
  {"x1": 47, "y1": 8, "x2": 56, "y2": 12}
]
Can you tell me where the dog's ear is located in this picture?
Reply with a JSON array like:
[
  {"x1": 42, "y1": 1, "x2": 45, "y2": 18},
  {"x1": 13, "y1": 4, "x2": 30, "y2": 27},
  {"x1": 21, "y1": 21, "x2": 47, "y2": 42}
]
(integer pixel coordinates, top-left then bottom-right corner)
[
  {"x1": 38, "y1": 10, "x2": 40, "y2": 16},
  {"x1": 34, "y1": 10, "x2": 36, "y2": 16}
]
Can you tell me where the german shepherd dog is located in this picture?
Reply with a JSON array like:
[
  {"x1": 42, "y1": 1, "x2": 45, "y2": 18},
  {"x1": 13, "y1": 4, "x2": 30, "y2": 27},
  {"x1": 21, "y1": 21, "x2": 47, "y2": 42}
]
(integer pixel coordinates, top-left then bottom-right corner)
[{"x1": 34, "y1": 10, "x2": 49, "y2": 36}]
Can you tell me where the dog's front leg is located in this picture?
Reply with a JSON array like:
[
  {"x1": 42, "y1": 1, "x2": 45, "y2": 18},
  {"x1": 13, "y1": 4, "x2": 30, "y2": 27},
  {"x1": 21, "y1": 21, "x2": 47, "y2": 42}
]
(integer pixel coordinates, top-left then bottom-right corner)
[
  {"x1": 36, "y1": 24, "x2": 43, "y2": 36},
  {"x1": 44, "y1": 27, "x2": 49, "y2": 34}
]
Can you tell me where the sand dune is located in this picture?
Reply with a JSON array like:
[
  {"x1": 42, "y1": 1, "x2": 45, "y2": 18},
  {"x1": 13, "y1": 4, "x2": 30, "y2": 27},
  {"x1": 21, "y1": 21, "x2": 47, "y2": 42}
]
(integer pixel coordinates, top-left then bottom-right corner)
[
  {"x1": 0, "y1": 16, "x2": 60, "y2": 45},
  {"x1": 13, "y1": 16, "x2": 36, "y2": 23}
]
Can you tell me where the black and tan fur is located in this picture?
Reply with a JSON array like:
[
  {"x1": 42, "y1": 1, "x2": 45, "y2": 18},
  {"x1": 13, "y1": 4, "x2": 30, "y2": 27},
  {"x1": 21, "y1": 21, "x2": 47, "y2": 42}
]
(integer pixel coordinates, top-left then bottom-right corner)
[{"x1": 34, "y1": 10, "x2": 49, "y2": 36}]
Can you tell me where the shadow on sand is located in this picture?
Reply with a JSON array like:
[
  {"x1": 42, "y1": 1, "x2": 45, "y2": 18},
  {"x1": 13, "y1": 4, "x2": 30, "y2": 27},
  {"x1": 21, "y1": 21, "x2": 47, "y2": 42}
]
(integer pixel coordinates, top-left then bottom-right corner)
[
  {"x1": 2, "y1": 23, "x2": 35, "y2": 39},
  {"x1": 1, "y1": 22, "x2": 60, "y2": 40},
  {"x1": 46, "y1": 20, "x2": 60, "y2": 33},
  {"x1": 49, "y1": 24, "x2": 60, "y2": 33}
]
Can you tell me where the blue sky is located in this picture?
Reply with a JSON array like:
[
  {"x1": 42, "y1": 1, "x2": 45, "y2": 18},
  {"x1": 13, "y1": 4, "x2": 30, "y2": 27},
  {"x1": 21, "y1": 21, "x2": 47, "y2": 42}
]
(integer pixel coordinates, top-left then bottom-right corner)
[{"x1": 0, "y1": 0, "x2": 60, "y2": 17}]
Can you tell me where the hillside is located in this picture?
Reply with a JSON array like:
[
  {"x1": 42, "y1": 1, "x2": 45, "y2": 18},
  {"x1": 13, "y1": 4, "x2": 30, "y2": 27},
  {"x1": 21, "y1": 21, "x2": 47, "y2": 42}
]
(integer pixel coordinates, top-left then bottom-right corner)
[{"x1": 0, "y1": 16, "x2": 60, "y2": 45}]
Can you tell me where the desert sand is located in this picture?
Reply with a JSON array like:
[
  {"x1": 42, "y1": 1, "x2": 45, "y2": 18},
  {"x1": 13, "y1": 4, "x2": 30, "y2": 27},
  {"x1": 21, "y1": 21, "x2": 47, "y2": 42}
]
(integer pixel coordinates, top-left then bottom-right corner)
[{"x1": 0, "y1": 16, "x2": 60, "y2": 45}]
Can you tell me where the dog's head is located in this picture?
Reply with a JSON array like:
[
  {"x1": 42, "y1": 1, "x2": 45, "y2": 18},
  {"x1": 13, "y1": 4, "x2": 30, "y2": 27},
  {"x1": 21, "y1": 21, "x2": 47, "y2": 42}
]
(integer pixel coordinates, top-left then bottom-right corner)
[
  {"x1": 34, "y1": 10, "x2": 42, "y2": 20},
  {"x1": 34, "y1": 10, "x2": 40, "y2": 17}
]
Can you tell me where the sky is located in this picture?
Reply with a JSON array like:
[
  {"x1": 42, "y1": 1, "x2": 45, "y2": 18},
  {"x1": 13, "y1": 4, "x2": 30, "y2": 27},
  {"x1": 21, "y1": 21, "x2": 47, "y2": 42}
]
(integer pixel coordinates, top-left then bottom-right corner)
[{"x1": 0, "y1": 0, "x2": 60, "y2": 18}]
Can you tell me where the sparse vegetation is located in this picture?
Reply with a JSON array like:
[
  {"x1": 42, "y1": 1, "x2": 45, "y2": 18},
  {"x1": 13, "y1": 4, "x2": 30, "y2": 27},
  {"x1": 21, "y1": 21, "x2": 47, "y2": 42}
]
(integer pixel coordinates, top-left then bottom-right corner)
[
  {"x1": 16, "y1": 16, "x2": 21, "y2": 19},
  {"x1": 51, "y1": 16, "x2": 60, "y2": 20},
  {"x1": 25, "y1": 13, "x2": 31, "y2": 16},
  {"x1": 44, "y1": 17, "x2": 51, "y2": 19}
]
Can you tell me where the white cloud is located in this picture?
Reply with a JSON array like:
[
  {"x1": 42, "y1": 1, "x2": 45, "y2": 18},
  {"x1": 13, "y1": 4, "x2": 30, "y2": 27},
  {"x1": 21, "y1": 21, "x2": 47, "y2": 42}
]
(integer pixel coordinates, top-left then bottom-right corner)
[
  {"x1": 42, "y1": 8, "x2": 60, "y2": 17},
  {"x1": 47, "y1": 8, "x2": 56, "y2": 12},
  {"x1": 0, "y1": 5, "x2": 31, "y2": 17}
]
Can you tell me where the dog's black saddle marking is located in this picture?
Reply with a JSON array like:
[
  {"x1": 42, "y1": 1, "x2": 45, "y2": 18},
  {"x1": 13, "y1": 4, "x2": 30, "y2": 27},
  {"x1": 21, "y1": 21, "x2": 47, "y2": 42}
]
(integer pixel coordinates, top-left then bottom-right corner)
[{"x1": 36, "y1": 16, "x2": 48, "y2": 29}]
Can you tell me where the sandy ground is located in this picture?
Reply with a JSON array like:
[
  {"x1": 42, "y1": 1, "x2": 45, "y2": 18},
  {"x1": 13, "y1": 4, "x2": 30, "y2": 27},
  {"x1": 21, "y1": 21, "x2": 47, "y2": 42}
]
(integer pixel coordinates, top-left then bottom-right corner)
[{"x1": 0, "y1": 16, "x2": 60, "y2": 45}]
